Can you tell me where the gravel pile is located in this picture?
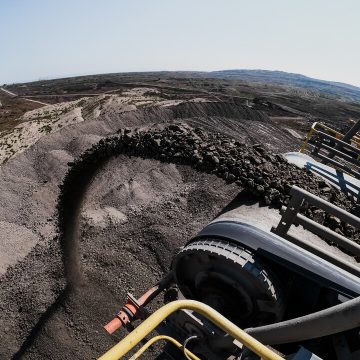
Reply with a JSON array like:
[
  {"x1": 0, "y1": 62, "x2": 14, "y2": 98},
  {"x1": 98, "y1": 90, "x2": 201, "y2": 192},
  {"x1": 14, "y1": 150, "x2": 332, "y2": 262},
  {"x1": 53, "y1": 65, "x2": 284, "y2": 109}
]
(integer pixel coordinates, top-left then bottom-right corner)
[{"x1": 59, "y1": 122, "x2": 359, "y2": 274}]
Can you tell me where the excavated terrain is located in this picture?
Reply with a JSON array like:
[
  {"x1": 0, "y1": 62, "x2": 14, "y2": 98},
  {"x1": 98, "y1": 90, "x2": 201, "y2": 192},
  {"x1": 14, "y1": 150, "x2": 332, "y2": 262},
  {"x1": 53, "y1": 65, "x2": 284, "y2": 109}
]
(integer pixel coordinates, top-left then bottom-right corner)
[{"x1": 0, "y1": 86, "x2": 359, "y2": 359}]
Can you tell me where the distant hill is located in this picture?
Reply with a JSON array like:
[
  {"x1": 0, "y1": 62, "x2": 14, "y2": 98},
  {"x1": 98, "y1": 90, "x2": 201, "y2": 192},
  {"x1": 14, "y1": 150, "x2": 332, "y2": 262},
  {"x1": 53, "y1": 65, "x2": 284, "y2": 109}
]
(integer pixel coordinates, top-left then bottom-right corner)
[{"x1": 207, "y1": 70, "x2": 360, "y2": 103}]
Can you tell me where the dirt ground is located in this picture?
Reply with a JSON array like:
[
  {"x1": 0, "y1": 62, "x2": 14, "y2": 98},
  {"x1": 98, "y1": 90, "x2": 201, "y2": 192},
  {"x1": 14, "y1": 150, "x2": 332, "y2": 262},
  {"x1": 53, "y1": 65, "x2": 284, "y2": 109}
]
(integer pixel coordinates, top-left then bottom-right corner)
[
  {"x1": 0, "y1": 79, "x2": 359, "y2": 359},
  {"x1": 0, "y1": 96, "x2": 272, "y2": 359},
  {"x1": 9, "y1": 157, "x2": 239, "y2": 359}
]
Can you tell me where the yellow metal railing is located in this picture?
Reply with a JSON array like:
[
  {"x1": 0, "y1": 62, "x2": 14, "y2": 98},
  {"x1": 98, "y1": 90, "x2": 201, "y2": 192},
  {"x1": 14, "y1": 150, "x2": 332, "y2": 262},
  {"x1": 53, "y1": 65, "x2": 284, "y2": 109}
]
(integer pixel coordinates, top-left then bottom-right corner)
[
  {"x1": 128, "y1": 335, "x2": 200, "y2": 360},
  {"x1": 300, "y1": 122, "x2": 360, "y2": 154},
  {"x1": 98, "y1": 300, "x2": 283, "y2": 360},
  {"x1": 300, "y1": 123, "x2": 317, "y2": 153}
]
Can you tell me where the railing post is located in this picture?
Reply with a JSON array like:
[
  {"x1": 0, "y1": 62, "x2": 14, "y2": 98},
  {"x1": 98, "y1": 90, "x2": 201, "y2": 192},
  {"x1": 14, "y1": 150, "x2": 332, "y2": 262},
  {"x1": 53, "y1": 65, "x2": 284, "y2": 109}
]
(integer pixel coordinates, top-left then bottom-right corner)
[
  {"x1": 273, "y1": 185, "x2": 360, "y2": 272},
  {"x1": 342, "y1": 119, "x2": 360, "y2": 143},
  {"x1": 300, "y1": 126, "x2": 315, "y2": 153},
  {"x1": 327, "y1": 119, "x2": 360, "y2": 160}
]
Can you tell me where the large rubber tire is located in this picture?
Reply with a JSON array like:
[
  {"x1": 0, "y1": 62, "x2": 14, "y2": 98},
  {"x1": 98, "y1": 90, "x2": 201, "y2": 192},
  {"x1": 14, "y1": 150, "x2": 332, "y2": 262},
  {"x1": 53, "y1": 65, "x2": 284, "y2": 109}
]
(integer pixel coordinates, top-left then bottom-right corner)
[{"x1": 172, "y1": 238, "x2": 285, "y2": 328}]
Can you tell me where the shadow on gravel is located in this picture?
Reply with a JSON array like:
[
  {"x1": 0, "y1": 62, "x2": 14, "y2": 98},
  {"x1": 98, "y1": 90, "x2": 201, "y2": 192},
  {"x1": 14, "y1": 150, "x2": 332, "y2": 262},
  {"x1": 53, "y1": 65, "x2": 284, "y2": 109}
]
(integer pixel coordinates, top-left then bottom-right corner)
[
  {"x1": 11, "y1": 157, "x2": 115, "y2": 358},
  {"x1": 11, "y1": 288, "x2": 70, "y2": 360},
  {"x1": 215, "y1": 189, "x2": 259, "y2": 218},
  {"x1": 60, "y1": 158, "x2": 111, "y2": 289}
]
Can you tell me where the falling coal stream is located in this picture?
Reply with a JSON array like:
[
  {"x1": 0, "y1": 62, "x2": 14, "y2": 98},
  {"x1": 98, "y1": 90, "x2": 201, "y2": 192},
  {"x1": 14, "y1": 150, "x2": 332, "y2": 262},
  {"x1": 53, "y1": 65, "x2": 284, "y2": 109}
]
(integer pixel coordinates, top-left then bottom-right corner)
[{"x1": 60, "y1": 158, "x2": 111, "y2": 289}]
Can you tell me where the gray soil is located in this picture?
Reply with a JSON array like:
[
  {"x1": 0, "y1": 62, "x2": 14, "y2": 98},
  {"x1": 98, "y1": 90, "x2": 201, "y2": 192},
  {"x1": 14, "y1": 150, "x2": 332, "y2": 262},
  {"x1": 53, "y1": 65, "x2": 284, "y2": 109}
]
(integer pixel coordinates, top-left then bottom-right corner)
[
  {"x1": 12, "y1": 158, "x2": 237, "y2": 360},
  {"x1": 0, "y1": 98, "x2": 358, "y2": 359},
  {"x1": 0, "y1": 102, "x2": 267, "y2": 359}
]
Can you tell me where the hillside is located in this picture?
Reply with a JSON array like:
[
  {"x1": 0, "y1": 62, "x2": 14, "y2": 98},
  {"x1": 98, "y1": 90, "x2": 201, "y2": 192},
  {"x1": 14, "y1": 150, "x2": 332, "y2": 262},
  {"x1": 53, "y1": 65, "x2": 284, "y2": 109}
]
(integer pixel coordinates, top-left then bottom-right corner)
[{"x1": 207, "y1": 69, "x2": 360, "y2": 102}]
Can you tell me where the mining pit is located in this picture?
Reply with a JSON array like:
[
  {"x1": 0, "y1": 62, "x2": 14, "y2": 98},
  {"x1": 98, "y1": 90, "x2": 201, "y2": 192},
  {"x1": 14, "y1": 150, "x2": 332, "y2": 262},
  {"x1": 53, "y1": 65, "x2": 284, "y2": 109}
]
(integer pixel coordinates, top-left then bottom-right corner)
[{"x1": 0, "y1": 91, "x2": 359, "y2": 359}]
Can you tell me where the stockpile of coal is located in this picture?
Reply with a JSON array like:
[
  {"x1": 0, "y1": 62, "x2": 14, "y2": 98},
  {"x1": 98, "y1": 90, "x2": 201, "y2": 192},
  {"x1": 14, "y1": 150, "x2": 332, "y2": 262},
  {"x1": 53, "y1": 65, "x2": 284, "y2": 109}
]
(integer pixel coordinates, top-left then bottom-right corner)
[
  {"x1": 58, "y1": 123, "x2": 359, "y2": 256},
  {"x1": 171, "y1": 100, "x2": 271, "y2": 122}
]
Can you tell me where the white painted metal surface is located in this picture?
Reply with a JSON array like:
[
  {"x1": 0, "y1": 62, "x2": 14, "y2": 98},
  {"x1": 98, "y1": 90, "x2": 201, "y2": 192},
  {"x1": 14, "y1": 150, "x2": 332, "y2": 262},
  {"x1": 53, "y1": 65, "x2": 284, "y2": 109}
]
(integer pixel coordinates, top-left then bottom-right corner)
[{"x1": 284, "y1": 152, "x2": 360, "y2": 200}]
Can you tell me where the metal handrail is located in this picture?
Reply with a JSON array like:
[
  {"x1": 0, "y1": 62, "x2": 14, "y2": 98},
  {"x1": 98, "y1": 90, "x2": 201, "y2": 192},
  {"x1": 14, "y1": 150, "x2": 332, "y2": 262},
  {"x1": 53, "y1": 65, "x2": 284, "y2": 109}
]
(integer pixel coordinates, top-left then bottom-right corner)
[
  {"x1": 98, "y1": 300, "x2": 283, "y2": 360},
  {"x1": 272, "y1": 186, "x2": 360, "y2": 277},
  {"x1": 300, "y1": 122, "x2": 360, "y2": 179},
  {"x1": 300, "y1": 122, "x2": 360, "y2": 154},
  {"x1": 315, "y1": 122, "x2": 360, "y2": 145},
  {"x1": 128, "y1": 335, "x2": 200, "y2": 360}
]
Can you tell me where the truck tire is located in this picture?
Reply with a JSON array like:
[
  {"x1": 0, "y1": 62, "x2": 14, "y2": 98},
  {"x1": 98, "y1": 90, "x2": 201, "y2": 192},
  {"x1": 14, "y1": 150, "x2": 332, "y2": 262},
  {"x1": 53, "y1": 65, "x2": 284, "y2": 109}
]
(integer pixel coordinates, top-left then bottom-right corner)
[{"x1": 172, "y1": 238, "x2": 285, "y2": 328}]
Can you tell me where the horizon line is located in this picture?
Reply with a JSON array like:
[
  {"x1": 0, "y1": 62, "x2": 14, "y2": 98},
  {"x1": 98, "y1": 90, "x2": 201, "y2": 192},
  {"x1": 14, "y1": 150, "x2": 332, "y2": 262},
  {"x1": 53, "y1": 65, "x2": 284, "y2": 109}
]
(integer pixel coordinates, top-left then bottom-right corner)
[{"x1": 2, "y1": 68, "x2": 360, "y2": 90}]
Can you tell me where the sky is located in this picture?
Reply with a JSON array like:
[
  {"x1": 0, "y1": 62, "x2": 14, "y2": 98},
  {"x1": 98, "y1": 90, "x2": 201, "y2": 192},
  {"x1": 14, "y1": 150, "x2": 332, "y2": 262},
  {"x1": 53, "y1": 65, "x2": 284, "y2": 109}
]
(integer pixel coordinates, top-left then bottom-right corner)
[{"x1": 1, "y1": 0, "x2": 359, "y2": 86}]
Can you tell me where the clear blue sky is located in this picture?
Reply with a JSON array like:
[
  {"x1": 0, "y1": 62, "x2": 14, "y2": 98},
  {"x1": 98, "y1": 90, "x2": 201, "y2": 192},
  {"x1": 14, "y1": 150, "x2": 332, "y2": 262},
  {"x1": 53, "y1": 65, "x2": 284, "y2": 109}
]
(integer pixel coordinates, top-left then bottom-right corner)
[{"x1": 1, "y1": 0, "x2": 359, "y2": 86}]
